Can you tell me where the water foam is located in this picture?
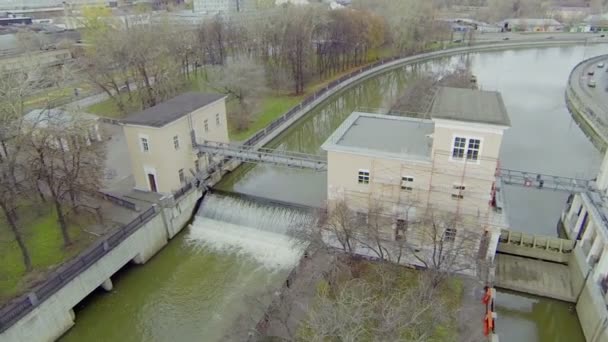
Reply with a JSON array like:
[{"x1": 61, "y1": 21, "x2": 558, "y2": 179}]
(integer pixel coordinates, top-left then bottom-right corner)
[{"x1": 185, "y1": 193, "x2": 313, "y2": 269}]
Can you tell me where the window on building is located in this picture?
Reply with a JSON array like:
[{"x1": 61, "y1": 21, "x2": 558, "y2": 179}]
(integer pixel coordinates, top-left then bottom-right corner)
[
  {"x1": 216, "y1": 113, "x2": 221, "y2": 126},
  {"x1": 443, "y1": 228, "x2": 457, "y2": 242},
  {"x1": 358, "y1": 170, "x2": 370, "y2": 184},
  {"x1": 452, "y1": 137, "x2": 466, "y2": 159},
  {"x1": 178, "y1": 169, "x2": 185, "y2": 184},
  {"x1": 452, "y1": 137, "x2": 481, "y2": 161},
  {"x1": 173, "y1": 135, "x2": 180, "y2": 150},
  {"x1": 204, "y1": 119, "x2": 209, "y2": 132},
  {"x1": 467, "y1": 139, "x2": 481, "y2": 161},
  {"x1": 141, "y1": 137, "x2": 149, "y2": 152},
  {"x1": 401, "y1": 176, "x2": 414, "y2": 191}
]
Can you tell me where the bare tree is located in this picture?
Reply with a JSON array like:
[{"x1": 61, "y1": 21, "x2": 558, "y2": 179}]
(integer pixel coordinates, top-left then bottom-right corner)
[
  {"x1": 0, "y1": 69, "x2": 42, "y2": 271},
  {"x1": 205, "y1": 58, "x2": 267, "y2": 132},
  {"x1": 409, "y1": 210, "x2": 481, "y2": 288},
  {"x1": 24, "y1": 111, "x2": 106, "y2": 246}
]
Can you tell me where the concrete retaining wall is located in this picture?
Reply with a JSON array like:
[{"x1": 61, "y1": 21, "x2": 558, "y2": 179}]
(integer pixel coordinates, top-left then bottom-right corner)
[
  {"x1": 577, "y1": 280, "x2": 608, "y2": 342},
  {"x1": 0, "y1": 188, "x2": 203, "y2": 342},
  {"x1": 497, "y1": 243, "x2": 571, "y2": 263}
]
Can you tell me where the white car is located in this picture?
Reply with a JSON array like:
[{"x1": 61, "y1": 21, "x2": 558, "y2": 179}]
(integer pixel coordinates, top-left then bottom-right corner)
[
  {"x1": 588, "y1": 79, "x2": 597, "y2": 88},
  {"x1": 598, "y1": 63, "x2": 606, "y2": 68}
]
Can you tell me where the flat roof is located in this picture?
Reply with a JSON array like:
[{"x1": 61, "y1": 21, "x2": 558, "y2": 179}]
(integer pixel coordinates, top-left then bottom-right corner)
[
  {"x1": 322, "y1": 112, "x2": 434, "y2": 161},
  {"x1": 430, "y1": 87, "x2": 511, "y2": 127},
  {"x1": 122, "y1": 92, "x2": 225, "y2": 128}
]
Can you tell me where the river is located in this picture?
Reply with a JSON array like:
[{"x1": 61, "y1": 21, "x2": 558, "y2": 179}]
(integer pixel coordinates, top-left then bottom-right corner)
[{"x1": 60, "y1": 44, "x2": 607, "y2": 341}]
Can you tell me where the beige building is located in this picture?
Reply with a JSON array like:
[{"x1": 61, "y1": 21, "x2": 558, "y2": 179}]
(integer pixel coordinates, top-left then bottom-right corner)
[
  {"x1": 122, "y1": 92, "x2": 229, "y2": 194},
  {"x1": 322, "y1": 87, "x2": 511, "y2": 243}
]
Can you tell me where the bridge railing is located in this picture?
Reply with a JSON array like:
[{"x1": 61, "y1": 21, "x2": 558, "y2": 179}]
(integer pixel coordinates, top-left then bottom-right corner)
[
  {"x1": 0, "y1": 206, "x2": 157, "y2": 333},
  {"x1": 499, "y1": 230, "x2": 575, "y2": 253},
  {"x1": 498, "y1": 168, "x2": 593, "y2": 192}
]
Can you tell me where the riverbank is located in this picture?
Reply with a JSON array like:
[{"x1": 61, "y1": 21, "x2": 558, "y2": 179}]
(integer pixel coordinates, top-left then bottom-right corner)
[{"x1": 566, "y1": 54, "x2": 608, "y2": 152}]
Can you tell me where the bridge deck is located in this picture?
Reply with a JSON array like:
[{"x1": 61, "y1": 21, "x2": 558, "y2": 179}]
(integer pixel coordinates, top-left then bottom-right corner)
[
  {"x1": 198, "y1": 142, "x2": 327, "y2": 171},
  {"x1": 495, "y1": 254, "x2": 575, "y2": 302}
]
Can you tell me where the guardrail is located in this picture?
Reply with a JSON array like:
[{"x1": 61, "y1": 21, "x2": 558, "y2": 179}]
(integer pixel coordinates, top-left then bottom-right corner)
[
  {"x1": 173, "y1": 182, "x2": 193, "y2": 201},
  {"x1": 0, "y1": 205, "x2": 157, "y2": 333},
  {"x1": 97, "y1": 191, "x2": 139, "y2": 212},
  {"x1": 498, "y1": 229, "x2": 575, "y2": 253}
]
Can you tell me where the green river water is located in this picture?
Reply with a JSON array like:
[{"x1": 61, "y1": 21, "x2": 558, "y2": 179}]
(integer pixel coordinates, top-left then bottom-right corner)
[{"x1": 60, "y1": 45, "x2": 608, "y2": 342}]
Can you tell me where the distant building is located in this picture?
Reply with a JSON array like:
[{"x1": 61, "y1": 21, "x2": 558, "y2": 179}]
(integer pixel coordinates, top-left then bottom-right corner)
[
  {"x1": 583, "y1": 13, "x2": 608, "y2": 32},
  {"x1": 322, "y1": 87, "x2": 510, "y2": 246},
  {"x1": 192, "y1": 0, "x2": 256, "y2": 14},
  {"x1": 497, "y1": 18, "x2": 564, "y2": 32},
  {"x1": 122, "y1": 92, "x2": 229, "y2": 194},
  {"x1": 23, "y1": 108, "x2": 102, "y2": 150},
  {"x1": 444, "y1": 18, "x2": 501, "y2": 33}
]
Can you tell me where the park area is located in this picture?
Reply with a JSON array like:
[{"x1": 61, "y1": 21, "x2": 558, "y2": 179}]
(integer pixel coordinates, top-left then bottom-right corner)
[{"x1": 0, "y1": 204, "x2": 97, "y2": 303}]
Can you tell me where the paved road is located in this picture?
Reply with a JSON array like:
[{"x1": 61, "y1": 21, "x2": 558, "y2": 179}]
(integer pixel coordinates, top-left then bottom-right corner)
[
  {"x1": 571, "y1": 55, "x2": 608, "y2": 125},
  {"x1": 474, "y1": 31, "x2": 608, "y2": 44}
]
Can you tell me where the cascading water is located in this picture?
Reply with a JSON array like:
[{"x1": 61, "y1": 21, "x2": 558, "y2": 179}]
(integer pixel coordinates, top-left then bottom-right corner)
[{"x1": 187, "y1": 192, "x2": 315, "y2": 269}]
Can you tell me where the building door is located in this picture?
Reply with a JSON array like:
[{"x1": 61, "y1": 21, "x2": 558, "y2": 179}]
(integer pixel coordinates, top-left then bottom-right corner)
[{"x1": 148, "y1": 173, "x2": 158, "y2": 192}]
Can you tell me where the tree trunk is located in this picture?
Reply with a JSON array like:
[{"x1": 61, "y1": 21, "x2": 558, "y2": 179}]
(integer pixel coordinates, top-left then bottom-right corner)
[
  {"x1": 54, "y1": 199, "x2": 71, "y2": 247},
  {"x1": 2, "y1": 205, "x2": 32, "y2": 271}
]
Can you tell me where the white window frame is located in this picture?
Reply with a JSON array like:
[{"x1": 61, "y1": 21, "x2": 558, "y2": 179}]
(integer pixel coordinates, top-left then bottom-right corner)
[
  {"x1": 173, "y1": 135, "x2": 180, "y2": 150},
  {"x1": 139, "y1": 134, "x2": 150, "y2": 153},
  {"x1": 204, "y1": 119, "x2": 209, "y2": 132},
  {"x1": 358, "y1": 169, "x2": 370, "y2": 185},
  {"x1": 449, "y1": 135, "x2": 483, "y2": 164},
  {"x1": 401, "y1": 176, "x2": 414, "y2": 191}
]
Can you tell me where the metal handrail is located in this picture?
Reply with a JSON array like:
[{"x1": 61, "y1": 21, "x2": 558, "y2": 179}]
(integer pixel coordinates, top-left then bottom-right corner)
[{"x1": 0, "y1": 206, "x2": 157, "y2": 333}]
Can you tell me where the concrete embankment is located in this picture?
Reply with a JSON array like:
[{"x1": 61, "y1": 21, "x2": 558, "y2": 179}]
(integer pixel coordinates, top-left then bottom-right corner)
[
  {"x1": 566, "y1": 54, "x2": 608, "y2": 152},
  {"x1": 0, "y1": 188, "x2": 203, "y2": 342}
]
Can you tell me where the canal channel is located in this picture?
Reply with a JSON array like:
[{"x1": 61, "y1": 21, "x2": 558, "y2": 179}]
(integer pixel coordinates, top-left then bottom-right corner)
[{"x1": 60, "y1": 44, "x2": 607, "y2": 341}]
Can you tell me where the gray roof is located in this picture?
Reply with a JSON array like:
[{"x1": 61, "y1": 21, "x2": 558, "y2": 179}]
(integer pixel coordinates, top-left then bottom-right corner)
[
  {"x1": 430, "y1": 87, "x2": 511, "y2": 127},
  {"x1": 122, "y1": 92, "x2": 225, "y2": 128},
  {"x1": 322, "y1": 112, "x2": 435, "y2": 161}
]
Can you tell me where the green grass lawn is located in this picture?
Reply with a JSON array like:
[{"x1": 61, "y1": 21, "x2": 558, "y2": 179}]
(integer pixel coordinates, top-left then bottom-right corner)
[
  {"x1": 228, "y1": 94, "x2": 304, "y2": 141},
  {"x1": 0, "y1": 205, "x2": 96, "y2": 303}
]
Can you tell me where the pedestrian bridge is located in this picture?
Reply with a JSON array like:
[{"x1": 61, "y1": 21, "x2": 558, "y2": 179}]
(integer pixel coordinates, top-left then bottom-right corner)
[{"x1": 197, "y1": 141, "x2": 593, "y2": 193}]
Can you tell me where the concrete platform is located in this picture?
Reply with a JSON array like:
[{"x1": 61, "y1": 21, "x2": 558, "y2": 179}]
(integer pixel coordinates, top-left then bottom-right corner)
[{"x1": 495, "y1": 254, "x2": 575, "y2": 303}]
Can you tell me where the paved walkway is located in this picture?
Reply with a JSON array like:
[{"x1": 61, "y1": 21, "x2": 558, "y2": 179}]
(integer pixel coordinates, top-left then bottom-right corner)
[{"x1": 495, "y1": 254, "x2": 575, "y2": 302}]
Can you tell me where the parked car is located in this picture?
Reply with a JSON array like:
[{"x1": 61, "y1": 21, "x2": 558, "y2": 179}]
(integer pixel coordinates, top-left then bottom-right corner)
[
  {"x1": 598, "y1": 63, "x2": 605, "y2": 68},
  {"x1": 588, "y1": 79, "x2": 597, "y2": 88},
  {"x1": 588, "y1": 70, "x2": 595, "y2": 76}
]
